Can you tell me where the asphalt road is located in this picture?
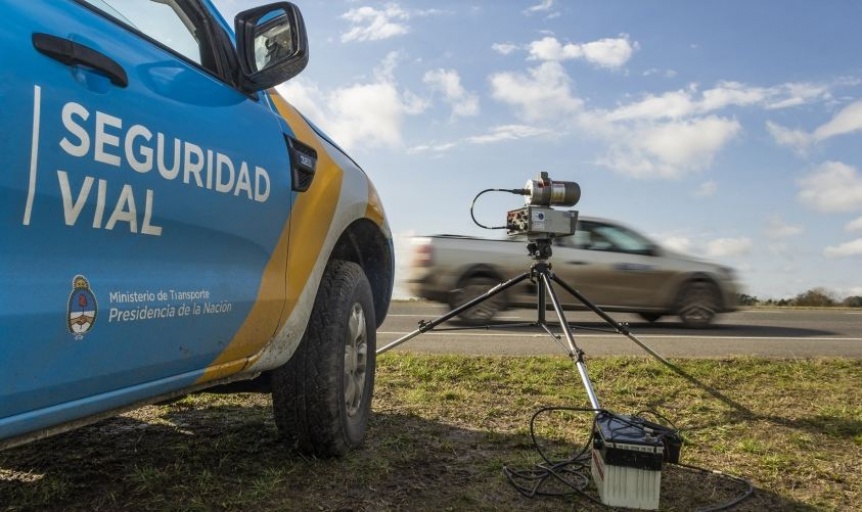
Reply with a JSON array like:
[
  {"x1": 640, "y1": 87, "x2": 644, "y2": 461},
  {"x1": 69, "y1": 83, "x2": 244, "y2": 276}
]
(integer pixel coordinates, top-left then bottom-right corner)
[{"x1": 378, "y1": 302, "x2": 862, "y2": 358}]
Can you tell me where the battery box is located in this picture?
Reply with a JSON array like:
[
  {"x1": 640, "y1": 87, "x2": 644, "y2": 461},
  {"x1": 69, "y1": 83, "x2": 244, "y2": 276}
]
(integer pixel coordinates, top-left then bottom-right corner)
[{"x1": 591, "y1": 413, "x2": 678, "y2": 510}]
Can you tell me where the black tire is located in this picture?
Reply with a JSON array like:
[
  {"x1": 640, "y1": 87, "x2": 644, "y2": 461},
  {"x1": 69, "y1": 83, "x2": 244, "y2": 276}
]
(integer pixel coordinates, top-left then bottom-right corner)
[
  {"x1": 448, "y1": 275, "x2": 505, "y2": 325},
  {"x1": 638, "y1": 312, "x2": 663, "y2": 323},
  {"x1": 271, "y1": 260, "x2": 376, "y2": 457},
  {"x1": 676, "y1": 281, "x2": 719, "y2": 328}
]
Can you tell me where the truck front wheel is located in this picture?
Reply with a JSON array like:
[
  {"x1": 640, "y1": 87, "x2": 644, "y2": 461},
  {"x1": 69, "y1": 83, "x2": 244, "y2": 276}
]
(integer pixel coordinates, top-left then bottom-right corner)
[
  {"x1": 271, "y1": 260, "x2": 376, "y2": 457},
  {"x1": 449, "y1": 275, "x2": 506, "y2": 324}
]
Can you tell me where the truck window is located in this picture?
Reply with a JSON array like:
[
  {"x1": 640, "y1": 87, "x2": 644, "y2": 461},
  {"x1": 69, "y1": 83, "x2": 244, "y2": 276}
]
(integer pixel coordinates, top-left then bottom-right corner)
[
  {"x1": 582, "y1": 222, "x2": 654, "y2": 254},
  {"x1": 79, "y1": 0, "x2": 205, "y2": 67}
]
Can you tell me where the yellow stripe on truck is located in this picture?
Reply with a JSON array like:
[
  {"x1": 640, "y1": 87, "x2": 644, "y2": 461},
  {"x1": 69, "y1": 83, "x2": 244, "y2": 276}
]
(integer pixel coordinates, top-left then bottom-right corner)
[
  {"x1": 365, "y1": 179, "x2": 387, "y2": 228},
  {"x1": 197, "y1": 91, "x2": 343, "y2": 383},
  {"x1": 269, "y1": 92, "x2": 344, "y2": 325}
]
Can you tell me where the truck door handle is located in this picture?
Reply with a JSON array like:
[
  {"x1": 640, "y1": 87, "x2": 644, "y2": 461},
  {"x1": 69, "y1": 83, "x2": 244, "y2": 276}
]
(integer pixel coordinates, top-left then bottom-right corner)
[
  {"x1": 33, "y1": 33, "x2": 128, "y2": 88},
  {"x1": 566, "y1": 260, "x2": 588, "y2": 265}
]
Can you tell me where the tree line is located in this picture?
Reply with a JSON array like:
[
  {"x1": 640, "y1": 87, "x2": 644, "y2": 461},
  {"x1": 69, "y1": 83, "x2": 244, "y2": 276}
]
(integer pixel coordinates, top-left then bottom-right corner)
[{"x1": 739, "y1": 287, "x2": 862, "y2": 307}]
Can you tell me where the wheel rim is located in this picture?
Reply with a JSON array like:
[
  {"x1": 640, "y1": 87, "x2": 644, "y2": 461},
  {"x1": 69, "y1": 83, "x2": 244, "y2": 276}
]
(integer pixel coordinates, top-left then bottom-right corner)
[{"x1": 344, "y1": 302, "x2": 367, "y2": 417}]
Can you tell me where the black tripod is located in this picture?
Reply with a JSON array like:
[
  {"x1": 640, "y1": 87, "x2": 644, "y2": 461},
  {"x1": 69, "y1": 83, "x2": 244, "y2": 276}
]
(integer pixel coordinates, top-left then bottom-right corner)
[{"x1": 378, "y1": 236, "x2": 678, "y2": 410}]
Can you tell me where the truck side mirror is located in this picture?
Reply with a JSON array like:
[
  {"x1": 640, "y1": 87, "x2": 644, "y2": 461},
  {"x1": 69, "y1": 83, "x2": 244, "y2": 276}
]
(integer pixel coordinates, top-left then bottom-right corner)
[{"x1": 235, "y1": 2, "x2": 308, "y2": 92}]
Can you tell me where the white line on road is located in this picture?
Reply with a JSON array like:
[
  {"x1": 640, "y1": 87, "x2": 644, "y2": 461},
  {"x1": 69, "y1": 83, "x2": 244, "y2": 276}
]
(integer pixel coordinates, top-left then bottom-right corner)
[
  {"x1": 386, "y1": 314, "x2": 523, "y2": 320},
  {"x1": 377, "y1": 331, "x2": 862, "y2": 342}
]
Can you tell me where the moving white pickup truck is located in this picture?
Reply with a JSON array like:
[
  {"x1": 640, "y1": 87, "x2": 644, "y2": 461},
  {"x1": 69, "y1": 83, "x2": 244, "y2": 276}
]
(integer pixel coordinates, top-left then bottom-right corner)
[{"x1": 407, "y1": 216, "x2": 739, "y2": 328}]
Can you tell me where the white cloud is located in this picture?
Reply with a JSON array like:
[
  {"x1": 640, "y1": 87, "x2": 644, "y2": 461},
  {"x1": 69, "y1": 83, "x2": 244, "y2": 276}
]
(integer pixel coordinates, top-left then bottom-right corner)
[
  {"x1": 465, "y1": 124, "x2": 552, "y2": 144},
  {"x1": 658, "y1": 232, "x2": 753, "y2": 260},
  {"x1": 578, "y1": 82, "x2": 754, "y2": 179},
  {"x1": 408, "y1": 124, "x2": 551, "y2": 154},
  {"x1": 824, "y1": 238, "x2": 862, "y2": 258},
  {"x1": 767, "y1": 241, "x2": 792, "y2": 258},
  {"x1": 341, "y1": 4, "x2": 410, "y2": 42},
  {"x1": 699, "y1": 81, "x2": 768, "y2": 111},
  {"x1": 846, "y1": 216, "x2": 862, "y2": 231},
  {"x1": 813, "y1": 99, "x2": 862, "y2": 141},
  {"x1": 490, "y1": 61, "x2": 583, "y2": 122},
  {"x1": 423, "y1": 69, "x2": 479, "y2": 118},
  {"x1": 765, "y1": 216, "x2": 804, "y2": 239},
  {"x1": 325, "y1": 83, "x2": 411, "y2": 148},
  {"x1": 659, "y1": 236, "x2": 694, "y2": 255},
  {"x1": 608, "y1": 81, "x2": 828, "y2": 123},
  {"x1": 705, "y1": 237, "x2": 752, "y2": 257},
  {"x1": 480, "y1": 18, "x2": 855, "y2": 187},
  {"x1": 581, "y1": 36, "x2": 639, "y2": 69},
  {"x1": 492, "y1": 43, "x2": 520, "y2": 55},
  {"x1": 597, "y1": 116, "x2": 741, "y2": 179},
  {"x1": 766, "y1": 121, "x2": 811, "y2": 153},
  {"x1": 643, "y1": 68, "x2": 678, "y2": 78},
  {"x1": 606, "y1": 89, "x2": 695, "y2": 122},
  {"x1": 524, "y1": 0, "x2": 555, "y2": 14},
  {"x1": 765, "y1": 82, "x2": 831, "y2": 109},
  {"x1": 528, "y1": 35, "x2": 638, "y2": 69},
  {"x1": 377, "y1": 50, "x2": 399, "y2": 77},
  {"x1": 277, "y1": 52, "x2": 427, "y2": 151},
  {"x1": 528, "y1": 37, "x2": 581, "y2": 61},
  {"x1": 489, "y1": 50, "x2": 838, "y2": 182},
  {"x1": 407, "y1": 141, "x2": 457, "y2": 154},
  {"x1": 768, "y1": 99, "x2": 862, "y2": 152},
  {"x1": 274, "y1": 78, "x2": 328, "y2": 128},
  {"x1": 695, "y1": 180, "x2": 717, "y2": 197},
  {"x1": 798, "y1": 161, "x2": 862, "y2": 213},
  {"x1": 641, "y1": 118, "x2": 739, "y2": 168}
]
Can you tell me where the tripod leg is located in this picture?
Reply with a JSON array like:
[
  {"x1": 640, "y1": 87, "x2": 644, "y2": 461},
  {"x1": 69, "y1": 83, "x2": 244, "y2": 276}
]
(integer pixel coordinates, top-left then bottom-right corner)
[
  {"x1": 377, "y1": 271, "x2": 532, "y2": 354},
  {"x1": 548, "y1": 274, "x2": 753, "y2": 415},
  {"x1": 539, "y1": 273, "x2": 601, "y2": 410},
  {"x1": 536, "y1": 271, "x2": 547, "y2": 325},
  {"x1": 550, "y1": 274, "x2": 674, "y2": 367}
]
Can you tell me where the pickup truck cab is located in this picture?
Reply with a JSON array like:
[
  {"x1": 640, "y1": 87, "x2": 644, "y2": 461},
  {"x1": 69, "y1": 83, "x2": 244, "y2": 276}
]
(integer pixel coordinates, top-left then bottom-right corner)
[{"x1": 1, "y1": 0, "x2": 393, "y2": 457}]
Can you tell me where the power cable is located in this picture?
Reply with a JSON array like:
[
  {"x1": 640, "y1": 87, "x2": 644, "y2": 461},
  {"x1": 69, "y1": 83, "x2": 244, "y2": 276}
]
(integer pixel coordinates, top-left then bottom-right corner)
[{"x1": 469, "y1": 188, "x2": 528, "y2": 230}]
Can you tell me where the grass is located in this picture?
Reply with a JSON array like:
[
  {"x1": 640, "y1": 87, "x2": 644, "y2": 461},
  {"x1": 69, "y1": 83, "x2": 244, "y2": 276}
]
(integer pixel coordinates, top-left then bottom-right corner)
[{"x1": 1, "y1": 355, "x2": 860, "y2": 511}]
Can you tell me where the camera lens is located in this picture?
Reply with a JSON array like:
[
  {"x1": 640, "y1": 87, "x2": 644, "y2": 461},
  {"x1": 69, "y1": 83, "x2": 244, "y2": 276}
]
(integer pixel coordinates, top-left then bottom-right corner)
[{"x1": 525, "y1": 177, "x2": 581, "y2": 207}]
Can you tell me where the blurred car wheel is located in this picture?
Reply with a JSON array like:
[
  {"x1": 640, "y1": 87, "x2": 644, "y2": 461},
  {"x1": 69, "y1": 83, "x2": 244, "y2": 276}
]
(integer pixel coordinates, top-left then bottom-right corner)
[
  {"x1": 677, "y1": 281, "x2": 719, "y2": 328},
  {"x1": 449, "y1": 276, "x2": 506, "y2": 324}
]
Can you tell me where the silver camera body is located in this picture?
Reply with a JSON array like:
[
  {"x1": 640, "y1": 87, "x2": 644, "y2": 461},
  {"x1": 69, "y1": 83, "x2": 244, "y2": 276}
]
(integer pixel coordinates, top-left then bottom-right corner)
[
  {"x1": 506, "y1": 172, "x2": 580, "y2": 237},
  {"x1": 506, "y1": 206, "x2": 578, "y2": 237}
]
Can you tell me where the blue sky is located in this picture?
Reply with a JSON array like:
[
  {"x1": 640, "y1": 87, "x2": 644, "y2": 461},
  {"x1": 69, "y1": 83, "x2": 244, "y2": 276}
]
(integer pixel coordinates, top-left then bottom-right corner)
[{"x1": 214, "y1": 0, "x2": 862, "y2": 300}]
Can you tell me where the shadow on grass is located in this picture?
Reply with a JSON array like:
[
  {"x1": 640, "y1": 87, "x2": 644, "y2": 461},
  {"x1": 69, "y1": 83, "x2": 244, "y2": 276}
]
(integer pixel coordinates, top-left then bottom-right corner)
[
  {"x1": 0, "y1": 402, "x2": 820, "y2": 512},
  {"x1": 634, "y1": 361, "x2": 862, "y2": 445}
]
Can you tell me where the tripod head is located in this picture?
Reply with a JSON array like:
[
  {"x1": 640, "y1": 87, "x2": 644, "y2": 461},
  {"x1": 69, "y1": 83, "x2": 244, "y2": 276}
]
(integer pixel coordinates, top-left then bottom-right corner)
[{"x1": 526, "y1": 236, "x2": 555, "y2": 262}]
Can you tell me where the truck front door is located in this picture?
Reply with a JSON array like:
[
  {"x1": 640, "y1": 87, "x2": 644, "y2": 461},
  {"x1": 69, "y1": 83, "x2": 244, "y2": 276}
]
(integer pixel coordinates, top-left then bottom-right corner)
[{"x1": 0, "y1": 0, "x2": 293, "y2": 439}]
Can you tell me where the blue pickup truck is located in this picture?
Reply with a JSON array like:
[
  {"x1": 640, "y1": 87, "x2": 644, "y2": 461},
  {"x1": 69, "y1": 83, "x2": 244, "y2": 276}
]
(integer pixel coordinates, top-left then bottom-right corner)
[{"x1": 0, "y1": 0, "x2": 394, "y2": 457}]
